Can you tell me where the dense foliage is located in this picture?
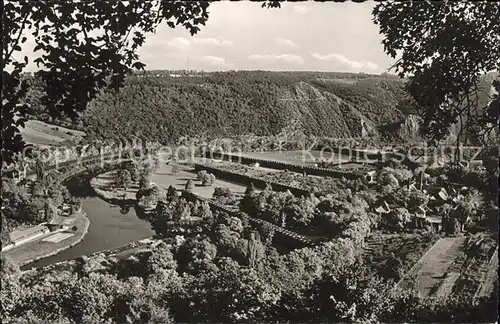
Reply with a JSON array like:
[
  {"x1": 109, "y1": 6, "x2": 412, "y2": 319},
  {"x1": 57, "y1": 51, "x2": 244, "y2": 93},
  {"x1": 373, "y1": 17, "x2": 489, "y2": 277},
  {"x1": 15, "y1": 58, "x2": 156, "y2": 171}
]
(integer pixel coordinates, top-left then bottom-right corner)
[
  {"x1": 2, "y1": 204, "x2": 497, "y2": 323},
  {"x1": 374, "y1": 2, "x2": 500, "y2": 146},
  {"x1": 74, "y1": 72, "x2": 409, "y2": 144},
  {"x1": 2, "y1": 2, "x2": 498, "y2": 323},
  {"x1": 1, "y1": 175, "x2": 79, "y2": 246}
]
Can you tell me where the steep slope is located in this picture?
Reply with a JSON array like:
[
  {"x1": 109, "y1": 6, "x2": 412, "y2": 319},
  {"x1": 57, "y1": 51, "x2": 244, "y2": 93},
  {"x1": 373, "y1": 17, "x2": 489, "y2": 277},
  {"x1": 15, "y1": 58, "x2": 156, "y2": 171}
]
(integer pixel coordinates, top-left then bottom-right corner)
[{"x1": 80, "y1": 71, "x2": 407, "y2": 144}]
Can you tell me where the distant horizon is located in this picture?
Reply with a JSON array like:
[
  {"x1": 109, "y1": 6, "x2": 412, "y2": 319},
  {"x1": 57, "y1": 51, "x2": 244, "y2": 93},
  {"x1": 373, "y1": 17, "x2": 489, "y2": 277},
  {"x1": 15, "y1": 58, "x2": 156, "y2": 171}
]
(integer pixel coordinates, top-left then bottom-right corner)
[
  {"x1": 19, "y1": 68, "x2": 399, "y2": 77},
  {"x1": 133, "y1": 68, "x2": 397, "y2": 76},
  {"x1": 18, "y1": 2, "x2": 396, "y2": 74}
]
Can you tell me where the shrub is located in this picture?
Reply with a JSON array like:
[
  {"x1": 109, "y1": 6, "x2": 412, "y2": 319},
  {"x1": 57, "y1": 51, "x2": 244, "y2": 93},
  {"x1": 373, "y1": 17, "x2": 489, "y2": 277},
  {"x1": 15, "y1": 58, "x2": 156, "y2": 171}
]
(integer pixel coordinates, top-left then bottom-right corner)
[
  {"x1": 1, "y1": 216, "x2": 12, "y2": 246},
  {"x1": 201, "y1": 173, "x2": 216, "y2": 186},
  {"x1": 166, "y1": 185, "x2": 178, "y2": 201},
  {"x1": 0, "y1": 255, "x2": 20, "y2": 277},
  {"x1": 185, "y1": 180, "x2": 195, "y2": 192},
  {"x1": 213, "y1": 187, "x2": 232, "y2": 199},
  {"x1": 385, "y1": 207, "x2": 412, "y2": 232},
  {"x1": 245, "y1": 182, "x2": 256, "y2": 195},
  {"x1": 197, "y1": 170, "x2": 208, "y2": 181}
]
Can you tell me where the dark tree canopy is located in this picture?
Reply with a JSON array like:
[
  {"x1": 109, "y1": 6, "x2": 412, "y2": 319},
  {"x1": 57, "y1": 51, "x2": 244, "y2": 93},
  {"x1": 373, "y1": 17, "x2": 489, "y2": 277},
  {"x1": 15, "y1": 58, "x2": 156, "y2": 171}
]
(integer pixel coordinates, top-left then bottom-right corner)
[
  {"x1": 373, "y1": 1, "x2": 500, "y2": 146},
  {"x1": 2, "y1": 0, "x2": 281, "y2": 164}
]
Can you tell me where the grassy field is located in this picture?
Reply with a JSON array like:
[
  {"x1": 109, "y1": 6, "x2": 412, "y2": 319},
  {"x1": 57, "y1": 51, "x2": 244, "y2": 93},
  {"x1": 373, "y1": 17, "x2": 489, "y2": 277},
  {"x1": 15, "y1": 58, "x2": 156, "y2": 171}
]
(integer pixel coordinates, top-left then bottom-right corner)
[
  {"x1": 363, "y1": 233, "x2": 439, "y2": 281},
  {"x1": 396, "y1": 236, "x2": 468, "y2": 297},
  {"x1": 19, "y1": 120, "x2": 85, "y2": 146},
  {"x1": 152, "y1": 164, "x2": 249, "y2": 198},
  {"x1": 392, "y1": 234, "x2": 499, "y2": 299},
  {"x1": 91, "y1": 171, "x2": 138, "y2": 201},
  {"x1": 240, "y1": 150, "x2": 350, "y2": 166},
  {"x1": 93, "y1": 163, "x2": 249, "y2": 200}
]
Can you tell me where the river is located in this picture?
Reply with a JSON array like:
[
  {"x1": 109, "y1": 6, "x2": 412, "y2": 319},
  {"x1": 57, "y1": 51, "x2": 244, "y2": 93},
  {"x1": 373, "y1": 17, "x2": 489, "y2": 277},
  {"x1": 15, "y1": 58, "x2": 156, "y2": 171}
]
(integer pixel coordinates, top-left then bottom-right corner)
[{"x1": 25, "y1": 196, "x2": 155, "y2": 269}]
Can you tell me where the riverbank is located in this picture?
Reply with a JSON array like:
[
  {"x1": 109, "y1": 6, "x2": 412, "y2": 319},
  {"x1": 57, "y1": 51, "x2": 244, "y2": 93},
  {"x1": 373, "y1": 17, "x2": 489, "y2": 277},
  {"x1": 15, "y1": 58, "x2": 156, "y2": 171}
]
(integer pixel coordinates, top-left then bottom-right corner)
[
  {"x1": 90, "y1": 170, "x2": 137, "y2": 205},
  {"x1": 25, "y1": 197, "x2": 156, "y2": 269},
  {"x1": 4, "y1": 211, "x2": 90, "y2": 267}
]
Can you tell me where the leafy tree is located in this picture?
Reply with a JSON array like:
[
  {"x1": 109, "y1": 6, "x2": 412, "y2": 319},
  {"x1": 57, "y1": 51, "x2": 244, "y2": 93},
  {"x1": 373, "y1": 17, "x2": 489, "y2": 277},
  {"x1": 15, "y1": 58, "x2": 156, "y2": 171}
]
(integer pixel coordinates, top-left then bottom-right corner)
[
  {"x1": 308, "y1": 261, "x2": 397, "y2": 323},
  {"x1": 247, "y1": 190, "x2": 295, "y2": 226},
  {"x1": 201, "y1": 173, "x2": 216, "y2": 186},
  {"x1": 4, "y1": 187, "x2": 47, "y2": 223},
  {"x1": 34, "y1": 159, "x2": 45, "y2": 183},
  {"x1": 115, "y1": 168, "x2": 132, "y2": 191},
  {"x1": 407, "y1": 190, "x2": 429, "y2": 210},
  {"x1": 213, "y1": 187, "x2": 234, "y2": 205},
  {"x1": 123, "y1": 161, "x2": 139, "y2": 182},
  {"x1": 257, "y1": 222, "x2": 275, "y2": 246},
  {"x1": 197, "y1": 170, "x2": 208, "y2": 182},
  {"x1": 1, "y1": 213, "x2": 13, "y2": 246},
  {"x1": 373, "y1": 2, "x2": 500, "y2": 146},
  {"x1": 176, "y1": 236, "x2": 218, "y2": 272},
  {"x1": 197, "y1": 201, "x2": 213, "y2": 220},
  {"x1": 185, "y1": 180, "x2": 195, "y2": 192},
  {"x1": 138, "y1": 172, "x2": 151, "y2": 190},
  {"x1": 286, "y1": 194, "x2": 320, "y2": 229},
  {"x1": 245, "y1": 182, "x2": 256, "y2": 196},
  {"x1": 451, "y1": 198, "x2": 476, "y2": 232},
  {"x1": 247, "y1": 232, "x2": 265, "y2": 268},
  {"x1": 0, "y1": 255, "x2": 20, "y2": 277},
  {"x1": 137, "y1": 184, "x2": 161, "y2": 210},
  {"x1": 166, "y1": 185, "x2": 178, "y2": 202},
  {"x1": 146, "y1": 242, "x2": 177, "y2": 274},
  {"x1": 179, "y1": 204, "x2": 192, "y2": 221},
  {"x1": 377, "y1": 168, "x2": 400, "y2": 188},
  {"x1": 69, "y1": 273, "x2": 124, "y2": 323},
  {"x1": 209, "y1": 173, "x2": 216, "y2": 186},
  {"x1": 386, "y1": 207, "x2": 412, "y2": 232},
  {"x1": 154, "y1": 201, "x2": 171, "y2": 235}
]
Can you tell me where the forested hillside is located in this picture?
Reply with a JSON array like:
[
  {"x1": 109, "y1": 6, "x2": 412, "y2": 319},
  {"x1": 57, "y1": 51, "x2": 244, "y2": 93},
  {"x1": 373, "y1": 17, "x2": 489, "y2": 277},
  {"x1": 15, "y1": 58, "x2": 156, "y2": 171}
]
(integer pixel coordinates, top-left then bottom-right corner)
[
  {"x1": 23, "y1": 70, "x2": 496, "y2": 145},
  {"x1": 78, "y1": 71, "x2": 409, "y2": 144}
]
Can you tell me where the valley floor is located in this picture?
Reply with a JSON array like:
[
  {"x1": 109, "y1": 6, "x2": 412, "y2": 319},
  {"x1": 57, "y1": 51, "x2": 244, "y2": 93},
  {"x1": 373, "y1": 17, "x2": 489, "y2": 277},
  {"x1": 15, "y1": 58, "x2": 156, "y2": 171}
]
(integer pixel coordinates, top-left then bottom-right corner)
[{"x1": 92, "y1": 163, "x2": 250, "y2": 201}]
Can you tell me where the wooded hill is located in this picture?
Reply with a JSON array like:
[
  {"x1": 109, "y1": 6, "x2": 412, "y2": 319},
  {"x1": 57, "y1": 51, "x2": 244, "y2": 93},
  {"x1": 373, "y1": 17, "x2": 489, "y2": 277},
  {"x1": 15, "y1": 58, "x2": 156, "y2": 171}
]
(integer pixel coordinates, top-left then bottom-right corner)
[
  {"x1": 76, "y1": 71, "x2": 412, "y2": 144},
  {"x1": 23, "y1": 70, "x2": 498, "y2": 145}
]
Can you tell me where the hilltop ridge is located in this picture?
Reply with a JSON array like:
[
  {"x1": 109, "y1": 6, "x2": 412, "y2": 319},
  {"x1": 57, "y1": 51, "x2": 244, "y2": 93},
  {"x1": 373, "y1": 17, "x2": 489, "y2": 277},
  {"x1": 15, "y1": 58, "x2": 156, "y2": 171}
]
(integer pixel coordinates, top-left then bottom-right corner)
[
  {"x1": 79, "y1": 71, "x2": 410, "y2": 144},
  {"x1": 25, "y1": 70, "x2": 495, "y2": 145}
]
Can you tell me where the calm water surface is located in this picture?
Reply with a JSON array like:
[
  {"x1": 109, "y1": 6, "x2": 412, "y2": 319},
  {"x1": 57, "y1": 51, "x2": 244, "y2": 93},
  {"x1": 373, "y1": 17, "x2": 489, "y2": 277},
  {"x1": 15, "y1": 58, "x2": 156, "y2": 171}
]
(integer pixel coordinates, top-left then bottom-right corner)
[{"x1": 26, "y1": 196, "x2": 155, "y2": 269}]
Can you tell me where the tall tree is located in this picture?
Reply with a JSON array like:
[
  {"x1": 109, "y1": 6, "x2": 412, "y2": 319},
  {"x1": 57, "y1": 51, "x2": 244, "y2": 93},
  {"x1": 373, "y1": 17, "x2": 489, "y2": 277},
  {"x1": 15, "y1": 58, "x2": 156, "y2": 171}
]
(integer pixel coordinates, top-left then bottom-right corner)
[
  {"x1": 373, "y1": 2, "x2": 500, "y2": 147},
  {"x1": 34, "y1": 159, "x2": 45, "y2": 183},
  {"x1": 185, "y1": 180, "x2": 195, "y2": 192},
  {"x1": 115, "y1": 168, "x2": 132, "y2": 191}
]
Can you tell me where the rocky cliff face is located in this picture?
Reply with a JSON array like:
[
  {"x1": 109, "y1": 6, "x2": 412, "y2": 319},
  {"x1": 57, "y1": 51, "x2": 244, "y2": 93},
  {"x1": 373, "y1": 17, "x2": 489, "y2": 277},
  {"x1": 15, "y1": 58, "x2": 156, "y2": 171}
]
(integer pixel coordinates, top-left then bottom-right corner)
[
  {"x1": 277, "y1": 80, "x2": 401, "y2": 138},
  {"x1": 398, "y1": 114, "x2": 421, "y2": 140}
]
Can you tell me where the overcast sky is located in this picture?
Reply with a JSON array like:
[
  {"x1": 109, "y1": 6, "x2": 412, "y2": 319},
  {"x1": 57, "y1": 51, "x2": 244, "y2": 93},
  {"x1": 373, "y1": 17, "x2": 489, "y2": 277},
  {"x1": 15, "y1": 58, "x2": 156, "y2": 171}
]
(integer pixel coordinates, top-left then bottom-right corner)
[
  {"x1": 137, "y1": 1, "x2": 394, "y2": 73},
  {"x1": 20, "y1": 1, "x2": 395, "y2": 74}
]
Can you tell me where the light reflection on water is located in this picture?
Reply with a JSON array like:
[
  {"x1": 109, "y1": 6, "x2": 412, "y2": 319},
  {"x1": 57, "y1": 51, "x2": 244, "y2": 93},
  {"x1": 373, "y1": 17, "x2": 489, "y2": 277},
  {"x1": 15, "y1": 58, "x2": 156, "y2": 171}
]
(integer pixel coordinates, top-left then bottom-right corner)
[{"x1": 24, "y1": 197, "x2": 155, "y2": 269}]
